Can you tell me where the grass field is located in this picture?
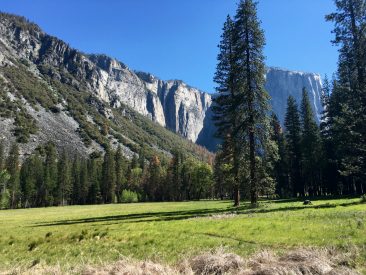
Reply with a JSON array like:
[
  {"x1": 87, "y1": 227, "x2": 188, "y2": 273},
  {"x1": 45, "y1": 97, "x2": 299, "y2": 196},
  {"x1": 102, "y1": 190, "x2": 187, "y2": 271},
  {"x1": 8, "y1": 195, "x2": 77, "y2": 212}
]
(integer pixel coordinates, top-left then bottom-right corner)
[{"x1": 0, "y1": 198, "x2": 365, "y2": 272}]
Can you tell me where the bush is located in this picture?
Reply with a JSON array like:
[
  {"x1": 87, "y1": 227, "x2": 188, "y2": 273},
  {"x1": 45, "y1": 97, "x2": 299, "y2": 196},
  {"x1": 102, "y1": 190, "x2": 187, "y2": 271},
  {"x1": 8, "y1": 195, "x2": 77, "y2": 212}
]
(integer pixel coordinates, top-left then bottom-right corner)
[
  {"x1": 0, "y1": 189, "x2": 10, "y2": 209},
  {"x1": 120, "y1": 190, "x2": 139, "y2": 203},
  {"x1": 361, "y1": 194, "x2": 366, "y2": 203}
]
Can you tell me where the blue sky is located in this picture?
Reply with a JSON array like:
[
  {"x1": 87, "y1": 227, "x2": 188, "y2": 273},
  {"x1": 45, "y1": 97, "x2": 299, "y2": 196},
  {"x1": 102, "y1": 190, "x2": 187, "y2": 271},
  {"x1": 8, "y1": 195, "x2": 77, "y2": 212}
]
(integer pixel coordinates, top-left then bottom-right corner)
[{"x1": 1, "y1": 0, "x2": 338, "y2": 93}]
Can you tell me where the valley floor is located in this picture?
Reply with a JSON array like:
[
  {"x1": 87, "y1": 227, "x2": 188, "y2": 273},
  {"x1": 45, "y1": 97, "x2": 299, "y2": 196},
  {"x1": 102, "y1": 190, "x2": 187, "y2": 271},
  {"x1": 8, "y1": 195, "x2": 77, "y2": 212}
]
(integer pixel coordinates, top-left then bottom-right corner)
[{"x1": 0, "y1": 198, "x2": 365, "y2": 274}]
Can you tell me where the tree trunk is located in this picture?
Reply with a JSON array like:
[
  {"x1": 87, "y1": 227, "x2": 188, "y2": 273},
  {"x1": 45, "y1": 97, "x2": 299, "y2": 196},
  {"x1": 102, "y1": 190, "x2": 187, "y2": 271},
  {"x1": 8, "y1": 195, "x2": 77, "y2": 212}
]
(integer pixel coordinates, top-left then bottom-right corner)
[
  {"x1": 234, "y1": 184, "x2": 240, "y2": 207},
  {"x1": 249, "y1": 129, "x2": 257, "y2": 205}
]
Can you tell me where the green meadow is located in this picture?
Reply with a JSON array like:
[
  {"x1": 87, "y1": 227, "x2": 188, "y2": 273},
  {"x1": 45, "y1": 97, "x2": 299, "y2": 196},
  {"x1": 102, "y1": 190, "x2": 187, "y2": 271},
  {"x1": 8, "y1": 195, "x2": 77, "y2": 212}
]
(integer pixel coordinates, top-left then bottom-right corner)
[{"x1": 0, "y1": 198, "x2": 365, "y2": 271}]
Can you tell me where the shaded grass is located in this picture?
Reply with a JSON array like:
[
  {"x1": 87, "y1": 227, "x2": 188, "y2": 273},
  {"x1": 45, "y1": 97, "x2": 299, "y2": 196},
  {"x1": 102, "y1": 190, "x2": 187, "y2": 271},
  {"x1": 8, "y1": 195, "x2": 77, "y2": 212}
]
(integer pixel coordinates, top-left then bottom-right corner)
[{"x1": 0, "y1": 198, "x2": 365, "y2": 271}]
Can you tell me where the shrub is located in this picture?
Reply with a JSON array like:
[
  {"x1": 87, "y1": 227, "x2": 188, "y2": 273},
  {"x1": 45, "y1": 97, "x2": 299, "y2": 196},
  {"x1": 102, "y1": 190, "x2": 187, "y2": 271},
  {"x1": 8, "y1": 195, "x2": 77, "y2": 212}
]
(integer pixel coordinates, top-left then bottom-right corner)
[
  {"x1": 121, "y1": 190, "x2": 139, "y2": 203},
  {"x1": 49, "y1": 105, "x2": 61, "y2": 113},
  {"x1": 361, "y1": 194, "x2": 366, "y2": 203},
  {"x1": 28, "y1": 241, "x2": 39, "y2": 251},
  {"x1": 0, "y1": 189, "x2": 10, "y2": 209}
]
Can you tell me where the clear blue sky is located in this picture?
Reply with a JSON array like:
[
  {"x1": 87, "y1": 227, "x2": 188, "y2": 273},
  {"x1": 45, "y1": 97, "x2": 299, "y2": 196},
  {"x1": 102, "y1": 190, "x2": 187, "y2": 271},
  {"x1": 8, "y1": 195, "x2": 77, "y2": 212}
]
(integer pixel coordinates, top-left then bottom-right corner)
[{"x1": 1, "y1": 0, "x2": 338, "y2": 93}]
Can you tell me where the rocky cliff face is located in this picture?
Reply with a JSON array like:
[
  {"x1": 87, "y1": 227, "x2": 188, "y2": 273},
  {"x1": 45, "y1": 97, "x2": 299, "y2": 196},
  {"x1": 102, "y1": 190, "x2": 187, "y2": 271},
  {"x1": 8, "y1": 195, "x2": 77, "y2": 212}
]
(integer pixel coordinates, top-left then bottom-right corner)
[
  {"x1": 0, "y1": 13, "x2": 323, "y2": 153},
  {"x1": 265, "y1": 67, "x2": 323, "y2": 124},
  {"x1": 0, "y1": 14, "x2": 212, "y2": 144}
]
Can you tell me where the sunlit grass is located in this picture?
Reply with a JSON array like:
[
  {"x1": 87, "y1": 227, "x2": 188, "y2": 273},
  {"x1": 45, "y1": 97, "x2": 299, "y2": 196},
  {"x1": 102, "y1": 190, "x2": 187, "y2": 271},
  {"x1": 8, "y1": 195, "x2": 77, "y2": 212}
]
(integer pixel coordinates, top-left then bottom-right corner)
[{"x1": 0, "y1": 198, "x2": 365, "y2": 270}]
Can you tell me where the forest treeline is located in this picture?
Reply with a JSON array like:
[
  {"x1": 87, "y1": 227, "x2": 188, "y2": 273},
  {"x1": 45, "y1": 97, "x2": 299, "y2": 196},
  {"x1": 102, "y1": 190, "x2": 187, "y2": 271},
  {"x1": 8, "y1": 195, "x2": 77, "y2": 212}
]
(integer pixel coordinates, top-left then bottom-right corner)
[
  {"x1": 0, "y1": 0, "x2": 365, "y2": 209},
  {"x1": 212, "y1": 0, "x2": 365, "y2": 206},
  {"x1": 0, "y1": 143, "x2": 214, "y2": 208}
]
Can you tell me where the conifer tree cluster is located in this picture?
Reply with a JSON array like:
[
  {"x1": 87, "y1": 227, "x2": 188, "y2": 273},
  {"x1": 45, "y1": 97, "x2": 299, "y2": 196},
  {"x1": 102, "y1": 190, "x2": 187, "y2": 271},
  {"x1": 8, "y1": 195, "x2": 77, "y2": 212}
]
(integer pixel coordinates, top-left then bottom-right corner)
[
  {"x1": 0, "y1": 142, "x2": 214, "y2": 209},
  {"x1": 323, "y1": 0, "x2": 366, "y2": 194},
  {"x1": 212, "y1": 0, "x2": 276, "y2": 205},
  {"x1": 213, "y1": 0, "x2": 366, "y2": 203}
]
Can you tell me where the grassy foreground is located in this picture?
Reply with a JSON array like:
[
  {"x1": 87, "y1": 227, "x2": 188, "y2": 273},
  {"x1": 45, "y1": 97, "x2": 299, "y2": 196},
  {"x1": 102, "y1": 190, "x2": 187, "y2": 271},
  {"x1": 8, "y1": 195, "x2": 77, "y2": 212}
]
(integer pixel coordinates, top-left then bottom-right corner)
[{"x1": 0, "y1": 198, "x2": 365, "y2": 271}]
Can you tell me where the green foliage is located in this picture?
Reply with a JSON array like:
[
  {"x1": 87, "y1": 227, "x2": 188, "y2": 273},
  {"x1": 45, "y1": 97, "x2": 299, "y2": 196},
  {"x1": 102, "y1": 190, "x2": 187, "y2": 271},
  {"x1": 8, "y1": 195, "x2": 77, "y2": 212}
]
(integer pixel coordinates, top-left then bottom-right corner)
[
  {"x1": 212, "y1": 0, "x2": 273, "y2": 205},
  {"x1": 56, "y1": 151, "x2": 72, "y2": 206},
  {"x1": 43, "y1": 142, "x2": 58, "y2": 206},
  {"x1": 0, "y1": 170, "x2": 10, "y2": 209},
  {"x1": 0, "y1": 12, "x2": 41, "y2": 34},
  {"x1": 115, "y1": 146, "x2": 128, "y2": 201},
  {"x1": 0, "y1": 170, "x2": 10, "y2": 186},
  {"x1": 20, "y1": 152, "x2": 43, "y2": 208},
  {"x1": 102, "y1": 146, "x2": 116, "y2": 203},
  {"x1": 0, "y1": 189, "x2": 10, "y2": 209},
  {"x1": 270, "y1": 114, "x2": 289, "y2": 197},
  {"x1": 6, "y1": 143, "x2": 20, "y2": 209},
  {"x1": 2, "y1": 65, "x2": 58, "y2": 110},
  {"x1": 300, "y1": 88, "x2": 323, "y2": 196},
  {"x1": 325, "y1": 0, "x2": 366, "y2": 193},
  {"x1": 2, "y1": 138, "x2": 213, "y2": 208},
  {"x1": 0, "y1": 77, "x2": 38, "y2": 143},
  {"x1": 120, "y1": 189, "x2": 139, "y2": 203},
  {"x1": 361, "y1": 194, "x2": 366, "y2": 203},
  {"x1": 284, "y1": 96, "x2": 302, "y2": 196}
]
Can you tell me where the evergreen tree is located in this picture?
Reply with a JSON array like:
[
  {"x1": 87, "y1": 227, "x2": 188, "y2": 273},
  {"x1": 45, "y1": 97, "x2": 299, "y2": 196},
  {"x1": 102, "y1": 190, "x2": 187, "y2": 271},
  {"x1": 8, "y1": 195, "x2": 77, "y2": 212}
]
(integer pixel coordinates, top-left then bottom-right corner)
[
  {"x1": 20, "y1": 153, "x2": 43, "y2": 207},
  {"x1": 0, "y1": 141, "x2": 5, "y2": 171},
  {"x1": 72, "y1": 157, "x2": 81, "y2": 204},
  {"x1": 144, "y1": 155, "x2": 163, "y2": 201},
  {"x1": 212, "y1": 14, "x2": 240, "y2": 205},
  {"x1": 102, "y1": 146, "x2": 116, "y2": 203},
  {"x1": 320, "y1": 77, "x2": 339, "y2": 195},
  {"x1": 270, "y1": 113, "x2": 289, "y2": 197},
  {"x1": 57, "y1": 150, "x2": 72, "y2": 206},
  {"x1": 6, "y1": 143, "x2": 20, "y2": 208},
  {"x1": 213, "y1": 0, "x2": 273, "y2": 206},
  {"x1": 88, "y1": 155, "x2": 102, "y2": 204},
  {"x1": 166, "y1": 149, "x2": 184, "y2": 201},
  {"x1": 326, "y1": 0, "x2": 366, "y2": 193},
  {"x1": 233, "y1": 0, "x2": 272, "y2": 204},
  {"x1": 284, "y1": 96, "x2": 303, "y2": 196},
  {"x1": 181, "y1": 158, "x2": 196, "y2": 200},
  {"x1": 131, "y1": 154, "x2": 139, "y2": 169},
  {"x1": 43, "y1": 142, "x2": 58, "y2": 206},
  {"x1": 213, "y1": 141, "x2": 235, "y2": 200},
  {"x1": 300, "y1": 88, "x2": 323, "y2": 196},
  {"x1": 0, "y1": 169, "x2": 10, "y2": 209},
  {"x1": 115, "y1": 146, "x2": 127, "y2": 201},
  {"x1": 79, "y1": 159, "x2": 89, "y2": 204},
  {"x1": 138, "y1": 146, "x2": 146, "y2": 171}
]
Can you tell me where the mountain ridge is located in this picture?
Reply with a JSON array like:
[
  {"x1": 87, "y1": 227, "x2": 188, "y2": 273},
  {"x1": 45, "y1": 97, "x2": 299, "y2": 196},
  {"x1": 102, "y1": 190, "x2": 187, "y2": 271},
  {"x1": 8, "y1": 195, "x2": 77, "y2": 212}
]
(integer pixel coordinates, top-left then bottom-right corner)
[
  {"x1": 0, "y1": 12, "x2": 213, "y2": 161},
  {"x1": 0, "y1": 12, "x2": 323, "y2": 154}
]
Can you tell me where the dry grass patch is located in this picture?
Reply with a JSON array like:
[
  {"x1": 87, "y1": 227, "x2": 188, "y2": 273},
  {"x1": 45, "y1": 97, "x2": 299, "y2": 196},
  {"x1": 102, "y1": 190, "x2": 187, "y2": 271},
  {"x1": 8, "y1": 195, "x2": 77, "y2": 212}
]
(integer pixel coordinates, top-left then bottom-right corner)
[
  {"x1": 243, "y1": 247, "x2": 359, "y2": 275},
  {"x1": 6, "y1": 247, "x2": 360, "y2": 275}
]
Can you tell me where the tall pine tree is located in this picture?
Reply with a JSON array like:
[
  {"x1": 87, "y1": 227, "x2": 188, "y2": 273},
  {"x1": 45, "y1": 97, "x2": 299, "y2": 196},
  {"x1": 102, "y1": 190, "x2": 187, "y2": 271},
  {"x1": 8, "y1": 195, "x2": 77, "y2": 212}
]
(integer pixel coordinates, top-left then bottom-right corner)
[
  {"x1": 300, "y1": 88, "x2": 322, "y2": 196},
  {"x1": 270, "y1": 113, "x2": 289, "y2": 197},
  {"x1": 212, "y1": 15, "x2": 240, "y2": 205},
  {"x1": 43, "y1": 142, "x2": 58, "y2": 205},
  {"x1": 233, "y1": 0, "x2": 272, "y2": 204},
  {"x1": 284, "y1": 96, "x2": 303, "y2": 196},
  {"x1": 213, "y1": 0, "x2": 273, "y2": 205},
  {"x1": 57, "y1": 150, "x2": 72, "y2": 206},
  {"x1": 6, "y1": 143, "x2": 20, "y2": 208},
  {"x1": 102, "y1": 146, "x2": 116, "y2": 203},
  {"x1": 115, "y1": 146, "x2": 127, "y2": 202}
]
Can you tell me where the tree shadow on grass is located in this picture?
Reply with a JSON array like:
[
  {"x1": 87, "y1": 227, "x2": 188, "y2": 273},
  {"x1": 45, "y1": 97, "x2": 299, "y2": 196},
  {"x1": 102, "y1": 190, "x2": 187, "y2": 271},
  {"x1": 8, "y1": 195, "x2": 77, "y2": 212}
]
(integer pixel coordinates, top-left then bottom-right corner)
[
  {"x1": 32, "y1": 199, "x2": 363, "y2": 227},
  {"x1": 32, "y1": 207, "x2": 232, "y2": 227},
  {"x1": 267, "y1": 195, "x2": 360, "y2": 204}
]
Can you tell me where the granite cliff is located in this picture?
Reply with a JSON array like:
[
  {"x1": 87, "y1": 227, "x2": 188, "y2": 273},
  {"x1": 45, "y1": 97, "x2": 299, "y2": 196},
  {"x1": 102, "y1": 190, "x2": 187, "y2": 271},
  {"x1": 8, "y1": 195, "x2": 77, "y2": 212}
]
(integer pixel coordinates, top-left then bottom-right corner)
[{"x1": 0, "y1": 13, "x2": 323, "y2": 154}]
